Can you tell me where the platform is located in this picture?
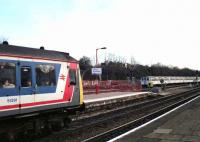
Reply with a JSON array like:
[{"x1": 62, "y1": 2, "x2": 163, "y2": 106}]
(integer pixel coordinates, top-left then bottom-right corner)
[
  {"x1": 114, "y1": 94, "x2": 200, "y2": 142},
  {"x1": 84, "y1": 91, "x2": 150, "y2": 103},
  {"x1": 83, "y1": 91, "x2": 151, "y2": 111}
]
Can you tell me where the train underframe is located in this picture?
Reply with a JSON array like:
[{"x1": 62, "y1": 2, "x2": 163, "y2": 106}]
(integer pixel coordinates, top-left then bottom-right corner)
[{"x1": 0, "y1": 103, "x2": 85, "y2": 142}]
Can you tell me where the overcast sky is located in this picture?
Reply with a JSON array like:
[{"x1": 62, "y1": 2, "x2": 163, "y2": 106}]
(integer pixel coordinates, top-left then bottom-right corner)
[{"x1": 0, "y1": 0, "x2": 200, "y2": 70}]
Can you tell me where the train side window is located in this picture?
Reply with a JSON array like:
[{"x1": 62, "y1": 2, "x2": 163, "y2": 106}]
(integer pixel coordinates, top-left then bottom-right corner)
[
  {"x1": 0, "y1": 62, "x2": 16, "y2": 88},
  {"x1": 21, "y1": 66, "x2": 32, "y2": 87},
  {"x1": 35, "y1": 64, "x2": 56, "y2": 87},
  {"x1": 69, "y1": 70, "x2": 76, "y2": 85}
]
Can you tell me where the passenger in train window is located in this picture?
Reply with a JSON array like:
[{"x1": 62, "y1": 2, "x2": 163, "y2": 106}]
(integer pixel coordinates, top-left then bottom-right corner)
[
  {"x1": 40, "y1": 80, "x2": 54, "y2": 86},
  {"x1": 47, "y1": 80, "x2": 55, "y2": 86},
  {"x1": 36, "y1": 64, "x2": 56, "y2": 87},
  {"x1": 26, "y1": 80, "x2": 32, "y2": 87},
  {"x1": 44, "y1": 80, "x2": 50, "y2": 86},
  {"x1": 3, "y1": 79, "x2": 15, "y2": 88},
  {"x1": 21, "y1": 79, "x2": 32, "y2": 87},
  {"x1": 0, "y1": 62, "x2": 16, "y2": 88}
]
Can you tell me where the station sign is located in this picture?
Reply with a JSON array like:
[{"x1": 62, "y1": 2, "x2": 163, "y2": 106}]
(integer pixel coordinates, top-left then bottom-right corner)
[{"x1": 91, "y1": 68, "x2": 102, "y2": 75}]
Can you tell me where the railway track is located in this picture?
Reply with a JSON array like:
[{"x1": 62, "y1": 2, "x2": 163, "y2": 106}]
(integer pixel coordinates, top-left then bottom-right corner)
[
  {"x1": 34, "y1": 87, "x2": 200, "y2": 142},
  {"x1": 83, "y1": 88, "x2": 200, "y2": 142},
  {"x1": 73, "y1": 85, "x2": 191, "y2": 121}
]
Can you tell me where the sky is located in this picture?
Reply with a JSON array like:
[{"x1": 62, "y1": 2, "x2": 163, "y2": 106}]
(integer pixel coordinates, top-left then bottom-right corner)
[{"x1": 0, "y1": 0, "x2": 200, "y2": 70}]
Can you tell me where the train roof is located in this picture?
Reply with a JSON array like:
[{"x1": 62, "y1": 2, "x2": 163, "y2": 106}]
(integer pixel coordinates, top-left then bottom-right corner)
[{"x1": 0, "y1": 43, "x2": 77, "y2": 62}]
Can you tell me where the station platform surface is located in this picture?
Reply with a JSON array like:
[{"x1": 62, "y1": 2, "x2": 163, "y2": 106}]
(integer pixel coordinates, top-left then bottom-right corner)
[
  {"x1": 84, "y1": 91, "x2": 150, "y2": 103},
  {"x1": 114, "y1": 95, "x2": 200, "y2": 142}
]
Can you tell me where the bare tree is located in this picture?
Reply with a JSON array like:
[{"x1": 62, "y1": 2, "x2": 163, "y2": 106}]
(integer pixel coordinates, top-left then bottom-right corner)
[{"x1": 130, "y1": 56, "x2": 137, "y2": 65}]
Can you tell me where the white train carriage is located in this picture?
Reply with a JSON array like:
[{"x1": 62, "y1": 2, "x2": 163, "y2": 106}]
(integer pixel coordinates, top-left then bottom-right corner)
[{"x1": 141, "y1": 76, "x2": 198, "y2": 87}]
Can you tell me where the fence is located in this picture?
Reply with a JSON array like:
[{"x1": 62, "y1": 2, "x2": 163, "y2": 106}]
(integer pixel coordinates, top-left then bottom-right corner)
[{"x1": 83, "y1": 80, "x2": 142, "y2": 94}]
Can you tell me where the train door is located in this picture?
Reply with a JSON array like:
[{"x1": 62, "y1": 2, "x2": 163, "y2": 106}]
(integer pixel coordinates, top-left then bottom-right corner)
[
  {"x1": 19, "y1": 61, "x2": 35, "y2": 109},
  {"x1": 66, "y1": 64, "x2": 78, "y2": 102}
]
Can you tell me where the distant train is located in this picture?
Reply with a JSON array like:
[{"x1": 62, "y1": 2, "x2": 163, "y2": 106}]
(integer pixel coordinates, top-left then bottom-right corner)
[
  {"x1": 141, "y1": 76, "x2": 199, "y2": 87},
  {"x1": 0, "y1": 42, "x2": 84, "y2": 119}
]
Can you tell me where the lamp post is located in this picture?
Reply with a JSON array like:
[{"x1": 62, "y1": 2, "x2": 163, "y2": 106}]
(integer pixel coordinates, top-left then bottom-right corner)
[
  {"x1": 96, "y1": 47, "x2": 107, "y2": 66},
  {"x1": 95, "y1": 47, "x2": 107, "y2": 94}
]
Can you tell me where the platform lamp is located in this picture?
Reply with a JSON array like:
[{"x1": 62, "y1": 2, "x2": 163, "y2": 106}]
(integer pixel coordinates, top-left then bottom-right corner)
[
  {"x1": 96, "y1": 47, "x2": 107, "y2": 66},
  {"x1": 95, "y1": 47, "x2": 107, "y2": 94}
]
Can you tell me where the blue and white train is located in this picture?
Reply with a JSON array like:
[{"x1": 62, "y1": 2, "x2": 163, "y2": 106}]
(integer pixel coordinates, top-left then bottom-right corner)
[{"x1": 0, "y1": 42, "x2": 85, "y2": 140}]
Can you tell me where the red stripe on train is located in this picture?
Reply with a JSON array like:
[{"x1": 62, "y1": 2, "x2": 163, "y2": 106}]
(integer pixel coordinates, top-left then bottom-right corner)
[
  {"x1": 0, "y1": 104, "x2": 19, "y2": 110},
  {"x1": 0, "y1": 99, "x2": 69, "y2": 110},
  {"x1": 20, "y1": 99, "x2": 67, "y2": 107}
]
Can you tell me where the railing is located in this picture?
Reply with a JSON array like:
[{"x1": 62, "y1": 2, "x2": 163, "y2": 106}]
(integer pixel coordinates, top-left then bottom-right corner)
[{"x1": 83, "y1": 80, "x2": 142, "y2": 94}]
